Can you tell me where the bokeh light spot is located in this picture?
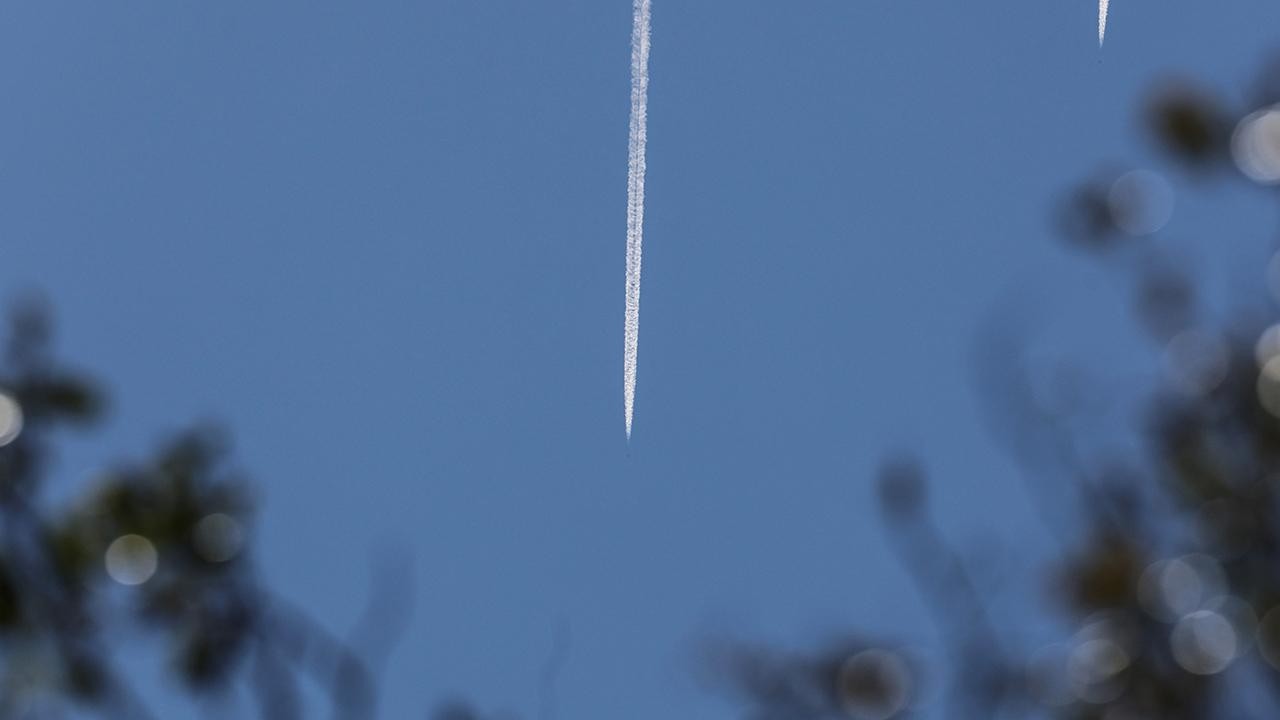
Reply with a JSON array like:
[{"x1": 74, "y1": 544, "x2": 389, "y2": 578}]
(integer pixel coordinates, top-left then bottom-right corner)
[
  {"x1": 1208, "y1": 595, "x2": 1258, "y2": 654},
  {"x1": 1138, "y1": 555, "x2": 1225, "y2": 621},
  {"x1": 1232, "y1": 106, "x2": 1280, "y2": 184},
  {"x1": 1257, "y1": 325, "x2": 1280, "y2": 369},
  {"x1": 1026, "y1": 644, "x2": 1075, "y2": 708},
  {"x1": 1107, "y1": 170, "x2": 1174, "y2": 236},
  {"x1": 1164, "y1": 330, "x2": 1228, "y2": 396},
  {"x1": 1258, "y1": 606, "x2": 1280, "y2": 672},
  {"x1": 0, "y1": 391, "x2": 24, "y2": 447},
  {"x1": 1257, "y1": 356, "x2": 1280, "y2": 417},
  {"x1": 104, "y1": 534, "x2": 158, "y2": 586},
  {"x1": 1171, "y1": 610, "x2": 1238, "y2": 675},
  {"x1": 1068, "y1": 638, "x2": 1129, "y2": 703},
  {"x1": 1256, "y1": 605, "x2": 1280, "y2": 673},
  {"x1": 193, "y1": 513, "x2": 243, "y2": 563}
]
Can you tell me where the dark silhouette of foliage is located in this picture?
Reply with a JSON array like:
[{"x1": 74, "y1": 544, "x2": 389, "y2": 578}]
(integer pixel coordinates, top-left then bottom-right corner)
[
  {"x1": 713, "y1": 54, "x2": 1280, "y2": 720},
  {"x1": 0, "y1": 297, "x2": 400, "y2": 719}
]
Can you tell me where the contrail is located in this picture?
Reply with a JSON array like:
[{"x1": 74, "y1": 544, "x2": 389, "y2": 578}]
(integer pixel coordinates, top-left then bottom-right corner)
[
  {"x1": 1099, "y1": 0, "x2": 1109, "y2": 45},
  {"x1": 623, "y1": 0, "x2": 651, "y2": 440}
]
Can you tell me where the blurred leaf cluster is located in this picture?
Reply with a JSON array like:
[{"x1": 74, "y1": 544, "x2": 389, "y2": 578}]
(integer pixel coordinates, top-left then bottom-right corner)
[
  {"x1": 715, "y1": 55, "x2": 1280, "y2": 720},
  {"x1": 0, "y1": 299, "x2": 384, "y2": 719}
]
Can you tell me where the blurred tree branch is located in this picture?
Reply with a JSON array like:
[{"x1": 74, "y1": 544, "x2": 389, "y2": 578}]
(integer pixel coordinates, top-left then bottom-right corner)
[
  {"x1": 0, "y1": 297, "x2": 408, "y2": 719},
  {"x1": 713, "y1": 51, "x2": 1280, "y2": 720}
]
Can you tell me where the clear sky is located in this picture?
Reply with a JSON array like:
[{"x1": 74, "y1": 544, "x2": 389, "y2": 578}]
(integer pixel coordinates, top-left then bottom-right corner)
[{"x1": 2, "y1": 1, "x2": 1280, "y2": 718}]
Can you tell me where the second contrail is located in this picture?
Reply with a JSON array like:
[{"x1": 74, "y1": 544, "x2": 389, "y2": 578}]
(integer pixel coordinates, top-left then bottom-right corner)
[{"x1": 623, "y1": 0, "x2": 651, "y2": 440}]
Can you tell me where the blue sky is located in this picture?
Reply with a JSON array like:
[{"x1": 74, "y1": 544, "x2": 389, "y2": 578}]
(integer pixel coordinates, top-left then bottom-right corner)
[{"x1": 3, "y1": 1, "x2": 1280, "y2": 717}]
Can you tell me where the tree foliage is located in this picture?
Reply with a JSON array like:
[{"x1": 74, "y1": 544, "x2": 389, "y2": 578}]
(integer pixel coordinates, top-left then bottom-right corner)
[
  {"x1": 714, "y1": 53, "x2": 1280, "y2": 720},
  {"x1": 0, "y1": 298, "x2": 388, "y2": 719}
]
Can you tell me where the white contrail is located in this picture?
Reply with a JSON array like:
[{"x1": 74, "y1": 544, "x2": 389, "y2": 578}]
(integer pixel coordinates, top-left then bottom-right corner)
[
  {"x1": 1099, "y1": 0, "x2": 1109, "y2": 45},
  {"x1": 623, "y1": 0, "x2": 651, "y2": 440}
]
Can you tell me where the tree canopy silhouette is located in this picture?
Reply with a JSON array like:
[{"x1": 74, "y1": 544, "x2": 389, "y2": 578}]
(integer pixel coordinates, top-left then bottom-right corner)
[
  {"x1": 712, "y1": 53, "x2": 1280, "y2": 720},
  {"x1": 0, "y1": 297, "x2": 400, "y2": 720}
]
